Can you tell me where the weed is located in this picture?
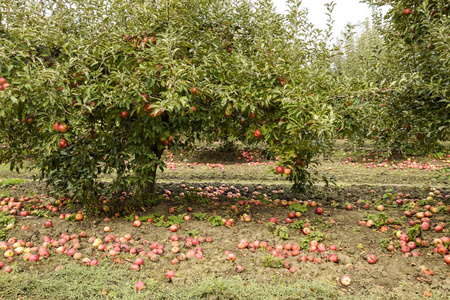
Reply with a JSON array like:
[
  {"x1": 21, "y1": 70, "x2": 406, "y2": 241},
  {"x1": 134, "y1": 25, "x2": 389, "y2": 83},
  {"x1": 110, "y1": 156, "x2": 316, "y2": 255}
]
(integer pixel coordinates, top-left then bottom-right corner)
[
  {"x1": 164, "y1": 214, "x2": 186, "y2": 227},
  {"x1": 138, "y1": 212, "x2": 162, "y2": 222},
  {"x1": 143, "y1": 195, "x2": 163, "y2": 206},
  {"x1": 382, "y1": 189, "x2": 397, "y2": 202},
  {"x1": 407, "y1": 224, "x2": 421, "y2": 240},
  {"x1": 418, "y1": 198, "x2": 434, "y2": 206},
  {"x1": 186, "y1": 229, "x2": 199, "y2": 237},
  {"x1": 353, "y1": 226, "x2": 361, "y2": 233},
  {"x1": 433, "y1": 167, "x2": 450, "y2": 180},
  {"x1": 298, "y1": 230, "x2": 325, "y2": 250},
  {"x1": 273, "y1": 225, "x2": 290, "y2": 240},
  {"x1": 437, "y1": 205, "x2": 447, "y2": 214},
  {"x1": 31, "y1": 210, "x2": 54, "y2": 219},
  {"x1": 182, "y1": 191, "x2": 203, "y2": 203},
  {"x1": 0, "y1": 212, "x2": 15, "y2": 240},
  {"x1": 153, "y1": 215, "x2": 165, "y2": 227},
  {"x1": 124, "y1": 214, "x2": 135, "y2": 222},
  {"x1": 309, "y1": 230, "x2": 325, "y2": 242},
  {"x1": 193, "y1": 212, "x2": 208, "y2": 220},
  {"x1": 208, "y1": 215, "x2": 224, "y2": 226},
  {"x1": 380, "y1": 238, "x2": 390, "y2": 249},
  {"x1": 363, "y1": 212, "x2": 388, "y2": 229},
  {"x1": 262, "y1": 254, "x2": 284, "y2": 268},
  {"x1": 288, "y1": 202, "x2": 307, "y2": 213},
  {"x1": 290, "y1": 220, "x2": 306, "y2": 231}
]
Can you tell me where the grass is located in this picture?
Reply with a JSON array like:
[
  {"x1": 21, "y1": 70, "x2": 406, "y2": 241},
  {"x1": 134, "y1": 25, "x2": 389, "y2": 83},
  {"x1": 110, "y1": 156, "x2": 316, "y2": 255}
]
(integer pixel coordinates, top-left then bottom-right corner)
[
  {"x1": 0, "y1": 178, "x2": 24, "y2": 187},
  {"x1": 0, "y1": 261, "x2": 346, "y2": 300},
  {"x1": 0, "y1": 261, "x2": 445, "y2": 299}
]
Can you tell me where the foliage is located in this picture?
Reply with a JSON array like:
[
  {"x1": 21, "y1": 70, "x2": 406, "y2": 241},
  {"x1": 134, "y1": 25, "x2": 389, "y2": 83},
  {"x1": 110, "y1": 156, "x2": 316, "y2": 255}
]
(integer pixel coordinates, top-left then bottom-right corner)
[
  {"x1": 433, "y1": 167, "x2": 450, "y2": 180},
  {"x1": 185, "y1": 229, "x2": 199, "y2": 237},
  {"x1": 382, "y1": 189, "x2": 397, "y2": 201},
  {"x1": 0, "y1": 0, "x2": 339, "y2": 210},
  {"x1": 288, "y1": 202, "x2": 308, "y2": 213},
  {"x1": 208, "y1": 215, "x2": 224, "y2": 227},
  {"x1": 138, "y1": 212, "x2": 162, "y2": 222},
  {"x1": 164, "y1": 214, "x2": 186, "y2": 227},
  {"x1": 0, "y1": 211, "x2": 15, "y2": 240},
  {"x1": 407, "y1": 223, "x2": 421, "y2": 240},
  {"x1": 380, "y1": 238, "x2": 391, "y2": 248},
  {"x1": 363, "y1": 212, "x2": 389, "y2": 228},
  {"x1": 273, "y1": 225, "x2": 290, "y2": 240},
  {"x1": 31, "y1": 209, "x2": 55, "y2": 219},
  {"x1": 290, "y1": 220, "x2": 306, "y2": 230},
  {"x1": 299, "y1": 230, "x2": 325, "y2": 250}
]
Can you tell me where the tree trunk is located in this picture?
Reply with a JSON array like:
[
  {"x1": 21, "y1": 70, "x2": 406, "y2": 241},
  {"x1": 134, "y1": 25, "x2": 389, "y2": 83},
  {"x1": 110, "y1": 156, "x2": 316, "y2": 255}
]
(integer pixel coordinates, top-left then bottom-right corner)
[{"x1": 134, "y1": 145, "x2": 164, "y2": 200}]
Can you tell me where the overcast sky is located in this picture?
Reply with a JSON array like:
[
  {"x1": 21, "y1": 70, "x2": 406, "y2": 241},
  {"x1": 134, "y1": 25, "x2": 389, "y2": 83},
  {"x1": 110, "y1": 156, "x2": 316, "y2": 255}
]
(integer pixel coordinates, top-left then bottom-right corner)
[{"x1": 272, "y1": 0, "x2": 388, "y2": 39}]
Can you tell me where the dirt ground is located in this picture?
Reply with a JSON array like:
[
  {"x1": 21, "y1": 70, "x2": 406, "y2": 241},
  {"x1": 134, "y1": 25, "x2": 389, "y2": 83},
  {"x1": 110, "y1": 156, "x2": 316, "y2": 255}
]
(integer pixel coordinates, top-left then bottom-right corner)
[{"x1": 0, "y1": 141, "x2": 449, "y2": 299}]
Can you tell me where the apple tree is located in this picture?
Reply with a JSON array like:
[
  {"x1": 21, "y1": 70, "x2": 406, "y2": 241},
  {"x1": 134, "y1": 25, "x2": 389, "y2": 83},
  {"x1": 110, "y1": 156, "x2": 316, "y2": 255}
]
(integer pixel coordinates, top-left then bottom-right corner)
[{"x1": 0, "y1": 0, "x2": 338, "y2": 211}]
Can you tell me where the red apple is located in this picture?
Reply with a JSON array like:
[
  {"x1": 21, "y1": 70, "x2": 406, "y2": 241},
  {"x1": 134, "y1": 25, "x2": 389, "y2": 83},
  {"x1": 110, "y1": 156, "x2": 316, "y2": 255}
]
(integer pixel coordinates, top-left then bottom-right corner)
[
  {"x1": 52, "y1": 122, "x2": 60, "y2": 131},
  {"x1": 166, "y1": 270, "x2": 175, "y2": 280},
  {"x1": 133, "y1": 220, "x2": 142, "y2": 227},
  {"x1": 169, "y1": 225, "x2": 178, "y2": 232},
  {"x1": 315, "y1": 207, "x2": 323, "y2": 215},
  {"x1": 254, "y1": 129, "x2": 262, "y2": 138},
  {"x1": 227, "y1": 253, "x2": 236, "y2": 261},
  {"x1": 58, "y1": 124, "x2": 68, "y2": 133},
  {"x1": 135, "y1": 281, "x2": 145, "y2": 291},
  {"x1": 45, "y1": 220, "x2": 53, "y2": 227},
  {"x1": 444, "y1": 255, "x2": 450, "y2": 265},
  {"x1": 268, "y1": 217, "x2": 277, "y2": 224},
  {"x1": 328, "y1": 254, "x2": 338, "y2": 263},
  {"x1": 135, "y1": 257, "x2": 144, "y2": 266},
  {"x1": 59, "y1": 138, "x2": 68, "y2": 149},
  {"x1": 275, "y1": 166, "x2": 284, "y2": 174},
  {"x1": 367, "y1": 254, "x2": 377, "y2": 264},
  {"x1": 120, "y1": 111, "x2": 129, "y2": 118}
]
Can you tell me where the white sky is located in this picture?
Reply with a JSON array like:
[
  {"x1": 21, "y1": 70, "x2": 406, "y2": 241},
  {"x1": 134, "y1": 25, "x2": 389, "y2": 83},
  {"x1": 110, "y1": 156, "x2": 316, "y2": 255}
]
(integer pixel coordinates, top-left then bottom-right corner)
[{"x1": 272, "y1": 0, "x2": 389, "y2": 39}]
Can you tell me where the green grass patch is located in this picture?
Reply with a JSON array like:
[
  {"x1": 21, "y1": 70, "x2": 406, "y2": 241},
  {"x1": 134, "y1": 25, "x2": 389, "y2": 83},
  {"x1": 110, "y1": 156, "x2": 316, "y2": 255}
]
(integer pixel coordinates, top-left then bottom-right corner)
[{"x1": 0, "y1": 178, "x2": 24, "y2": 187}]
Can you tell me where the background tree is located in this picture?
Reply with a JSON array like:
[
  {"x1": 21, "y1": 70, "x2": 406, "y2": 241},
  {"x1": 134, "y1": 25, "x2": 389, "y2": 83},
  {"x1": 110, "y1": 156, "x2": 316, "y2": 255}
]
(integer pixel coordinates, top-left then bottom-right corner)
[{"x1": 334, "y1": 0, "x2": 449, "y2": 155}]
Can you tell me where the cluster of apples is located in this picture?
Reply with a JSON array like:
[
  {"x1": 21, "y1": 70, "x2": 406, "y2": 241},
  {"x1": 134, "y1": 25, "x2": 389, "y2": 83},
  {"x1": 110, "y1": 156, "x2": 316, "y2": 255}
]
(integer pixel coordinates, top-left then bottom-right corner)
[
  {"x1": 1, "y1": 194, "x2": 69, "y2": 217},
  {"x1": 0, "y1": 77, "x2": 10, "y2": 91}
]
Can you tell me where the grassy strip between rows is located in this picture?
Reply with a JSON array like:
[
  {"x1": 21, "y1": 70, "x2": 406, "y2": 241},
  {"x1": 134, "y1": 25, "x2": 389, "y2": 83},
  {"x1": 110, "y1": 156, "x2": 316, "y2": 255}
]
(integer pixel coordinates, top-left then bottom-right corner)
[{"x1": 0, "y1": 261, "x2": 444, "y2": 300}]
